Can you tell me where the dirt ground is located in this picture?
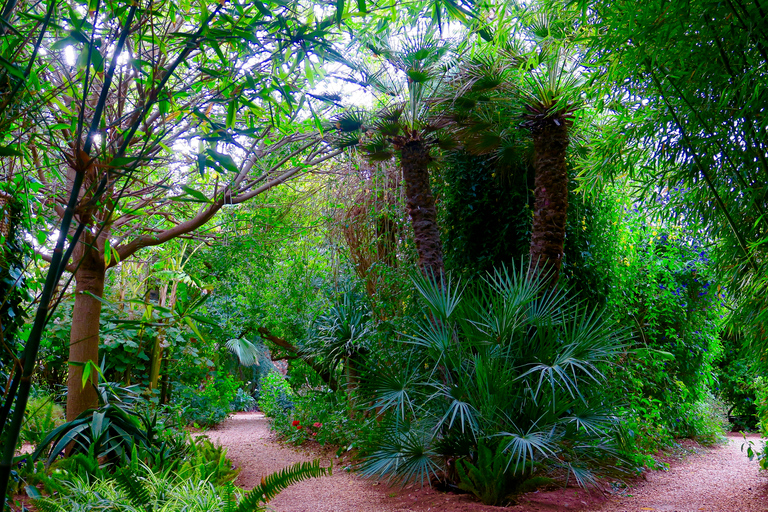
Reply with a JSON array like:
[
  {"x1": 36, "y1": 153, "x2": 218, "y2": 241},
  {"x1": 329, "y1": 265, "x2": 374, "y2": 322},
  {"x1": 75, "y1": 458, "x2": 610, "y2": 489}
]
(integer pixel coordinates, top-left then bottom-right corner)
[{"x1": 204, "y1": 412, "x2": 768, "y2": 512}]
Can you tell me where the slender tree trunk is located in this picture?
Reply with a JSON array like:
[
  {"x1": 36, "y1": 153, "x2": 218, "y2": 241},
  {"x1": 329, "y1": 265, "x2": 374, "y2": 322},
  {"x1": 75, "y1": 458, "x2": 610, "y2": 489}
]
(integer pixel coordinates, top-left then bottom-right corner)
[
  {"x1": 66, "y1": 244, "x2": 105, "y2": 421},
  {"x1": 528, "y1": 122, "x2": 569, "y2": 285},
  {"x1": 400, "y1": 139, "x2": 444, "y2": 280}
]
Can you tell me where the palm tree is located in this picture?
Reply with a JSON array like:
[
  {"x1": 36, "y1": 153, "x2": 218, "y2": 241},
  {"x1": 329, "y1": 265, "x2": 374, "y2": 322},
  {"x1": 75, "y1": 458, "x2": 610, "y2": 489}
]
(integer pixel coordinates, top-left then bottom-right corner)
[
  {"x1": 445, "y1": 13, "x2": 583, "y2": 285},
  {"x1": 333, "y1": 33, "x2": 457, "y2": 281}
]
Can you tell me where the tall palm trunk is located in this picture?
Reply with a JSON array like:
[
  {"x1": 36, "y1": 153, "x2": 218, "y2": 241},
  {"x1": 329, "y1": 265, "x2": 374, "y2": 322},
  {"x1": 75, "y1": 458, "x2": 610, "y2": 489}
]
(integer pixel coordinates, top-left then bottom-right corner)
[
  {"x1": 67, "y1": 237, "x2": 105, "y2": 421},
  {"x1": 399, "y1": 138, "x2": 445, "y2": 281},
  {"x1": 528, "y1": 121, "x2": 569, "y2": 284}
]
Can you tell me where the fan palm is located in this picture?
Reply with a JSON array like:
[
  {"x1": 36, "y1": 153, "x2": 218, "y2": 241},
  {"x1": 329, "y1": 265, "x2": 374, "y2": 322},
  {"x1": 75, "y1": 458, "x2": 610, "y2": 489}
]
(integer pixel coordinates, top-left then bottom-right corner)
[
  {"x1": 360, "y1": 262, "x2": 630, "y2": 500},
  {"x1": 333, "y1": 32, "x2": 458, "y2": 281},
  {"x1": 444, "y1": 11, "x2": 585, "y2": 285}
]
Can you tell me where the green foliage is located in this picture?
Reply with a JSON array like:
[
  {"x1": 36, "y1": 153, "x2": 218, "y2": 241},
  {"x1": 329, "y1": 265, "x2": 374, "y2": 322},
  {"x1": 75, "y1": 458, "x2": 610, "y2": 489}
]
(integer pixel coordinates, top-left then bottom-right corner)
[
  {"x1": 31, "y1": 458, "x2": 329, "y2": 512},
  {"x1": 230, "y1": 388, "x2": 257, "y2": 412},
  {"x1": 436, "y1": 152, "x2": 532, "y2": 277},
  {"x1": 361, "y1": 264, "x2": 631, "y2": 493},
  {"x1": 755, "y1": 378, "x2": 768, "y2": 438},
  {"x1": 599, "y1": 202, "x2": 727, "y2": 451},
  {"x1": 20, "y1": 391, "x2": 65, "y2": 446},
  {"x1": 716, "y1": 334, "x2": 759, "y2": 430},
  {"x1": 30, "y1": 403, "x2": 151, "y2": 468},
  {"x1": 177, "y1": 437, "x2": 241, "y2": 487},
  {"x1": 456, "y1": 441, "x2": 522, "y2": 506},
  {"x1": 269, "y1": 390, "x2": 377, "y2": 449},
  {"x1": 258, "y1": 371, "x2": 294, "y2": 417},
  {"x1": 174, "y1": 373, "x2": 238, "y2": 427}
]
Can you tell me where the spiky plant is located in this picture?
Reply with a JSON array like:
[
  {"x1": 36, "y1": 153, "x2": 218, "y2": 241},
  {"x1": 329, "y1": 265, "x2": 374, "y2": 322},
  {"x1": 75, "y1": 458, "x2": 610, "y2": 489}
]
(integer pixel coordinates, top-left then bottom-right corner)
[
  {"x1": 32, "y1": 459, "x2": 331, "y2": 512},
  {"x1": 332, "y1": 32, "x2": 458, "y2": 281},
  {"x1": 360, "y1": 262, "x2": 631, "y2": 499}
]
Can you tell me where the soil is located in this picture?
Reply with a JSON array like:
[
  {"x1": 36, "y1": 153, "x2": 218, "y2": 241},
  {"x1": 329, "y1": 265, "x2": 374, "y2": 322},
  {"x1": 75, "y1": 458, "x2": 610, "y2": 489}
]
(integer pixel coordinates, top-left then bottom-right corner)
[{"x1": 207, "y1": 413, "x2": 768, "y2": 512}]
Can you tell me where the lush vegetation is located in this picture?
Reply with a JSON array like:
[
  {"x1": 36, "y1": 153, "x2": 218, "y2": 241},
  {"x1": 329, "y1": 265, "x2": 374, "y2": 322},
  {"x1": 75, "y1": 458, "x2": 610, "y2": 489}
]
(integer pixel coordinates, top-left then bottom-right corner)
[{"x1": 1, "y1": 0, "x2": 767, "y2": 509}]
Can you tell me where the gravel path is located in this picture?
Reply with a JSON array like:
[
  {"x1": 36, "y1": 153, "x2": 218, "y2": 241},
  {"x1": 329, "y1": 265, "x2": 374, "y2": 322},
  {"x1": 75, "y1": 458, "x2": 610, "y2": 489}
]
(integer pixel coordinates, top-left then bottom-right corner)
[
  {"x1": 207, "y1": 413, "x2": 768, "y2": 512},
  {"x1": 203, "y1": 412, "x2": 400, "y2": 512},
  {"x1": 593, "y1": 433, "x2": 768, "y2": 512}
]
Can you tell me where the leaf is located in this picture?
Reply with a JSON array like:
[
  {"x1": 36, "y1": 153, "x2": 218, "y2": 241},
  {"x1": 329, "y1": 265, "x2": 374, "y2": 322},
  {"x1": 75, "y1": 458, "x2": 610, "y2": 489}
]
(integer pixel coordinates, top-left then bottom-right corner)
[
  {"x1": 252, "y1": 0, "x2": 271, "y2": 17},
  {"x1": 226, "y1": 98, "x2": 237, "y2": 129},
  {"x1": 205, "y1": 148, "x2": 239, "y2": 173},
  {"x1": 180, "y1": 184, "x2": 210, "y2": 202},
  {"x1": 50, "y1": 36, "x2": 78, "y2": 50},
  {"x1": 0, "y1": 57, "x2": 24, "y2": 80},
  {"x1": 356, "y1": 0, "x2": 366, "y2": 13},
  {"x1": 0, "y1": 145, "x2": 22, "y2": 156},
  {"x1": 335, "y1": 0, "x2": 344, "y2": 24}
]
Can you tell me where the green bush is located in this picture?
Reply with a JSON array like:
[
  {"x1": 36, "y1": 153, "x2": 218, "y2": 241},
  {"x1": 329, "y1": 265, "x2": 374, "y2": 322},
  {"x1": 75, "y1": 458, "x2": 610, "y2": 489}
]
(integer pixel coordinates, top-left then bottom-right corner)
[
  {"x1": 20, "y1": 392, "x2": 65, "y2": 446},
  {"x1": 756, "y1": 377, "x2": 768, "y2": 437},
  {"x1": 269, "y1": 390, "x2": 377, "y2": 450},
  {"x1": 230, "y1": 388, "x2": 257, "y2": 412},
  {"x1": 30, "y1": 457, "x2": 330, "y2": 512},
  {"x1": 361, "y1": 265, "x2": 632, "y2": 495},
  {"x1": 174, "y1": 373, "x2": 239, "y2": 427},
  {"x1": 257, "y1": 371, "x2": 293, "y2": 417}
]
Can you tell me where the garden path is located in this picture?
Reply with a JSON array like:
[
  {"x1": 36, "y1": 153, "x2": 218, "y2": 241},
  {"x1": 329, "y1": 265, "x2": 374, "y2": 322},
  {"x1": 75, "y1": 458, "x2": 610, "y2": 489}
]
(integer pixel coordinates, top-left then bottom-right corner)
[
  {"x1": 208, "y1": 413, "x2": 768, "y2": 512},
  {"x1": 591, "y1": 432, "x2": 768, "y2": 512}
]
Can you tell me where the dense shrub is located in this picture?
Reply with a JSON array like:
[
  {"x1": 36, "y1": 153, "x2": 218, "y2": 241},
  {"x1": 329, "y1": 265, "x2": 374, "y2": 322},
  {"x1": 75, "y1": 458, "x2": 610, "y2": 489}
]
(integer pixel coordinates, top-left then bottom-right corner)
[
  {"x1": 268, "y1": 389, "x2": 377, "y2": 450},
  {"x1": 257, "y1": 371, "x2": 294, "y2": 417},
  {"x1": 20, "y1": 391, "x2": 65, "y2": 446},
  {"x1": 360, "y1": 266, "x2": 632, "y2": 503},
  {"x1": 174, "y1": 373, "x2": 239, "y2": 427}
]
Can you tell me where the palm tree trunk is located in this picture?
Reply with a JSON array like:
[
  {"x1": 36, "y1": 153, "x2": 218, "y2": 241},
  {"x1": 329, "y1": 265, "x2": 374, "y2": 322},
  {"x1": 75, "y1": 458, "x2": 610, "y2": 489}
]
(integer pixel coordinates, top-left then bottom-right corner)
[
  {"x1": 400, "y1": 139, "x2": 445, "y2": 281},
  {"x1": 528, "y1": 122, "x2": 569, "y2": 284}
]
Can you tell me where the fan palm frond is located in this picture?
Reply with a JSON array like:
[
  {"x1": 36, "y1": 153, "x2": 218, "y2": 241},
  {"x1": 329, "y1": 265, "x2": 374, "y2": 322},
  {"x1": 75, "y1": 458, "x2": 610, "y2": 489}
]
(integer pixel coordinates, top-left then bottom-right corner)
[{"x1": 225, "y1": 338, "x2": 262, "y2": 367}]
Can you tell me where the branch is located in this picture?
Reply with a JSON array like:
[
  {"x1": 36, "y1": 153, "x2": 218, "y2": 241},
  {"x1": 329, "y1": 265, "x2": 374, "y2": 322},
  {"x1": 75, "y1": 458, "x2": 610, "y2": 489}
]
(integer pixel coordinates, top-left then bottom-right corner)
[{"x1": 256, "y1": 327, "x2": 339, "y2": 391}]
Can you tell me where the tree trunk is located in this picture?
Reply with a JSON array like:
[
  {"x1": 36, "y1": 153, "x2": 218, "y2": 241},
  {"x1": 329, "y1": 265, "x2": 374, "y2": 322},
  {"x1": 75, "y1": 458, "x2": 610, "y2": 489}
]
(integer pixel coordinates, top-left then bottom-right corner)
[
  {"x1": 528, "y1": 122, "x2": 569, "y2": 285},
  {"x1": 400, "y1": 139, "x2": 444, "y2": 281},
  {"x1": 66, "y1": 246, "x2": 105, "y2": 421}
]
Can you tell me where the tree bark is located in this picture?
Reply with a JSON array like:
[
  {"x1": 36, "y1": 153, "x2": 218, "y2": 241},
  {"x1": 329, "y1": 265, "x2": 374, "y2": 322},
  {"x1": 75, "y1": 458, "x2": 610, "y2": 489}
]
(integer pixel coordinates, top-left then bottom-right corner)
[
  {"x1": 528, "y1": 122, "x2": 570, "y2": 285},
  {"x1": 400, "y1": 138, "x2": 445, "y2": 281},
  {"x1": 66, "y1": 243, "x2": 106, "y2": 421}
]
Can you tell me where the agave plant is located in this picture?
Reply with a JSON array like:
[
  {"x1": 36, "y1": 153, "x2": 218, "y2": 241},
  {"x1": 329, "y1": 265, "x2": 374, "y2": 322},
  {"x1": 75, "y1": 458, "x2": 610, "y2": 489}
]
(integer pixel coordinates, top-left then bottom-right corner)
[{"x1": 361, "y1": 262, "x2": 630, "y2": 503}]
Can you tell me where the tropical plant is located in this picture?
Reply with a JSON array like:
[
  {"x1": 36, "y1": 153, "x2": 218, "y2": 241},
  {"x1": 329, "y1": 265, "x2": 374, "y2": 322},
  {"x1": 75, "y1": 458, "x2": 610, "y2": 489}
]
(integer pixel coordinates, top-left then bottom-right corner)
[
  {"x1": 333, "y1": 31, "x2": 459, "y2": 279},
  {"x1": 580, "y1": 0, "x2": 768, "y2": 358},
  {"x1": 361, "y1": 262, "x2": 631, "y2": 495},
  {"x1": 443, "y1": 5, "x2": 586, "y2": 284},
  {"x1": 30, "y1": 458, "x2": 330, "y2": 512},
  {"x1": 303, "y1": 291, "x2": 372, "y2": 398},
  {"x1": 258, "y1": 371, "x2": 294, "y2": 418}
]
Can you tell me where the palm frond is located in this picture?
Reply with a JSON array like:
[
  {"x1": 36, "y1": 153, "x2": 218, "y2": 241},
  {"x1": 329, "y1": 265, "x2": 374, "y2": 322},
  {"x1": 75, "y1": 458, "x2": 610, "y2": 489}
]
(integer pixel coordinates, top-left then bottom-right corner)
[
  {"x1": 225, "y1": 338, "x2": 262, "y2": 367},
  {"x1": 411, "y1": 270, "x2": 463, "y2": 321}
]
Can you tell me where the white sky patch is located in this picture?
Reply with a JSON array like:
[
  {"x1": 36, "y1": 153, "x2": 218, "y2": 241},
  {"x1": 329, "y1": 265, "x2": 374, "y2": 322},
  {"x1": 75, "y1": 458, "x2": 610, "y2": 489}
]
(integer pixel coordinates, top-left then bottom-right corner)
[{"x1": 64, "y1": 46, "x2": 76, "y2": 66}]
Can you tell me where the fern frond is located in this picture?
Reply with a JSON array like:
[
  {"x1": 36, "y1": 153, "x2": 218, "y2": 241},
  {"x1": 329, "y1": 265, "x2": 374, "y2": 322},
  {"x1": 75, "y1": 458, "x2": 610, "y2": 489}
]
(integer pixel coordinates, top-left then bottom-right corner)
[
  {"x1": 236, "y1": 460, "x2": 331, "y2": 511},
  {"x1": 113, "y1": 467, "x2": 153, "y2": 511},
  {"x1": 30, "y1": 499, "x2": 66, "y2": 512},
  {"x1": 221, "y1": 482, "x2": 239, "y2": 512}
]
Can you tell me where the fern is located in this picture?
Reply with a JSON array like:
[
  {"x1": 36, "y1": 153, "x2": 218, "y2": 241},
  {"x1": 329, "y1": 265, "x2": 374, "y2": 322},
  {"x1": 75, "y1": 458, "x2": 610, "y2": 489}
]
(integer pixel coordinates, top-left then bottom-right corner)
[
  {"x1": 113, "y1": 467, "x2": 153, "y2": 512},
  {"x1": 236, "y1": 460, "x2": 331, "y2": 511},
  {"x1": 30, "y1": 499, "x2": 66, "y2": 512}
]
